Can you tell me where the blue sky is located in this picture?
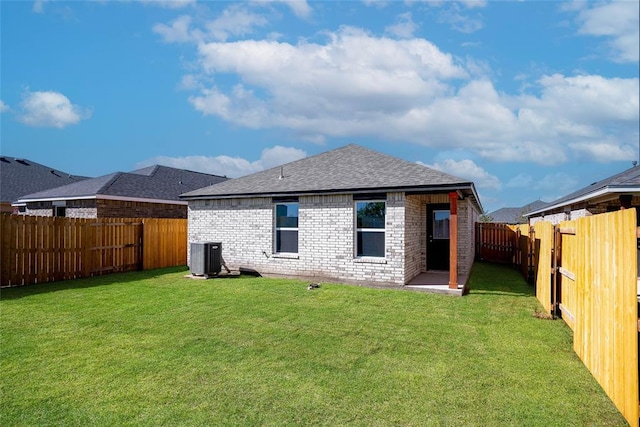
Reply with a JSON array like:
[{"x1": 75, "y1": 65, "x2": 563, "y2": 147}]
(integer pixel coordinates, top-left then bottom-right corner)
[{"x1": 1, "y1": 0, "x2": 638, "y2": 213}]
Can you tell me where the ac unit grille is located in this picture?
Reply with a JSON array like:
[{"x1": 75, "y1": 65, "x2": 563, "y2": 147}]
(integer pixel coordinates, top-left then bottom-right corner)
[{"x1": 190, "y1": 242, "x2": 222, "y2": 276}]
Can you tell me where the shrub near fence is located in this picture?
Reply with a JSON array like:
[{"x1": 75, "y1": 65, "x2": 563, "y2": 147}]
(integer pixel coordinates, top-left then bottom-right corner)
[{"x1": 0, "y1": 214, "x2": 187, "y2": 287}]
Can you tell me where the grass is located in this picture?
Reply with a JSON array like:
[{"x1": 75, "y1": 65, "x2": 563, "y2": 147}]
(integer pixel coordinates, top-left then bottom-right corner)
[{"x1": 0, "y1": 263, "x2": 626, "y2": 426}]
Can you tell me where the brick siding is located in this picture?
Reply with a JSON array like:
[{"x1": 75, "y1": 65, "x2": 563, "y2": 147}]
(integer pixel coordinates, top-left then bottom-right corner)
[
  {"x1": 96, "y1": 199, "x2": 186, "y2": 218},
  {"x1": 25, "y1": 199, "x2": 187, "y2": 218},
  {"x1": 188, "y1": 191, "x2": 480, "y2": 286},
  {"x1": 188, "y1": 193, "x2": 406, "y2": 285}
]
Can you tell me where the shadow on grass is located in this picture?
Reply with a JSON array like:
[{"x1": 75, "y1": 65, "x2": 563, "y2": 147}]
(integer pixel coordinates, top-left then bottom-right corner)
[
  {"x1": 467, "y1": 262, "x2": 534, "y2": 297},
  {"x1": 0, "y1": 266, "x2": 188, "y2": 301}
]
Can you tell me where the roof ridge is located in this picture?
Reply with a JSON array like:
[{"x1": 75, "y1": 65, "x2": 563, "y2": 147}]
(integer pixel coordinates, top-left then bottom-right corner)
[
  {"x1": 97, "y1": 172, "x2": 124, "y2": 194},
  {"x1": 156, "y1": 164, "x2": 229, "y2": 179},
  {"x1": 133, "y1": 164, "x2": 229, "y2": 179},
  {"x1": 180, "y1": 144, "x2": 481, "y2": 213}
]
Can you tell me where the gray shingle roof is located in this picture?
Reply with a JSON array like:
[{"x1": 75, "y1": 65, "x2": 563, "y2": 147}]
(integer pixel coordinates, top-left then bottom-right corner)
[
  {"x1": 181, "y1": 145, "x2": 481, "y2": 209},
  {"x1": 17, "y1": 165, "x2": 228, "y2": 203},
  {"x1": 0, "y1": 156, "x2": 90, "y2": 203},
  {"x1": 527, "y1": 166, "x2": 640, "y2": 216},
  {"x1": 488, "y1": 200, "x2": 548, "y2": 224}
]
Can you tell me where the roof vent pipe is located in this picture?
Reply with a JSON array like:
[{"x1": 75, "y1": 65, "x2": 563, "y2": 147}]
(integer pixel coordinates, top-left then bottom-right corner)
[{"x1": 278, "y1": 167, "x2": 284, "y2": 180}]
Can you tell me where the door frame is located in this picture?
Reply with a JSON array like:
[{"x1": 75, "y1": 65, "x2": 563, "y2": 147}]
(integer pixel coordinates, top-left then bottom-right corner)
[{"x1": 426, "y1": 203, "x2": 450, "y2": 271}]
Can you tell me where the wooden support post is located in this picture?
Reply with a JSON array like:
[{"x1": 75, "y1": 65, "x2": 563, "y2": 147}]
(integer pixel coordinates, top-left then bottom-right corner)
[{"x1": 449, "y1": 192, "x2": 458, "y2": 289}]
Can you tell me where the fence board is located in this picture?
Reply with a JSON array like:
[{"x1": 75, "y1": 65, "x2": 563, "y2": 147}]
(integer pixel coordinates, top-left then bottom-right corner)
[
  {"x1": 475, "y1": 222, "x2": 516, "y2": 264},
  {"x1": 562, "y1": 209, "x2": 638, "y2": 426},
  {"x1": 0, "y1": 214, "x2": 187, "y2": 287},
  {"x1": 532, "y1": 221, "x2": 554, "y2": 314},
  {"x1": 143, "y1": 218, "x2": 187, "y2": 270}
]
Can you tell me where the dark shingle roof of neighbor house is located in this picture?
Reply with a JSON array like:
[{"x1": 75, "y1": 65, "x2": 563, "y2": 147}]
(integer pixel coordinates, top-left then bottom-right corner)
[
  {"x1": 16, "y1": 165, "x2": 228, "y2": 204},
  {"x1": 0, "y1": 156, "x2": 90, "y2": 203},
  {"x1": 527, "y1": 165, "x2": 640, "y2": 216},
  {"x1": 181, "y1": 144, "x2": 483, "y2": 211},
  {"x1": 488, "y1": 200, "x2": 548, "y2": 224}
]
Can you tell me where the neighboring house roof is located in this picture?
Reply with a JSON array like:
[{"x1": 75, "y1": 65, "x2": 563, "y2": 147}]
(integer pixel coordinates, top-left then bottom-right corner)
[
  {"x1": 16, "y1": 165, "x2": 228, "y2": 205},
  {"x1": 488, "y1": 200, "x2": 548, "y2": 224},
  {"x1": 527, "y1": 166, "x2": 640, "y2": 217},
  {"x1": 0, "y1": 156, "x2": 90, "y2": 204},
  {"x1": 181, "y1": 144, "x2": 483, "y2": 211}
]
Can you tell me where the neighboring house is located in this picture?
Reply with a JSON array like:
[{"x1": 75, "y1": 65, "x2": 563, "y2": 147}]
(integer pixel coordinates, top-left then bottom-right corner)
[
  {"x1": 0, "y1": 156, "x2": 90, "y2": 213},
  {"x1": 527, "y1": 166, "x2": 640, "y2": 225},
  {"x1": 181, "y1": 144, "x2": 483, "y2": 288},
  {"x1": 488, "y1": 199, "x2": 548, "y2": 224},
  {"x1": 15, "y1": 165, "x2": 228, "y2": 219}
]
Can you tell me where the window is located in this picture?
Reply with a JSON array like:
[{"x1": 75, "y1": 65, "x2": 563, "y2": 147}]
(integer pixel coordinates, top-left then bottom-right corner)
[
  {"x1": 275, "y1": 203, "x2": 298, "y2": 253},
  {"x1": 432, "y1": 210, "x2": 450, "y2": 239},
  {"x1": 53, "y1": 206, "x2": 66, "y2": 217},
  {"x1": 355, "y1": 201, "x2": 385, "y2": 257}
]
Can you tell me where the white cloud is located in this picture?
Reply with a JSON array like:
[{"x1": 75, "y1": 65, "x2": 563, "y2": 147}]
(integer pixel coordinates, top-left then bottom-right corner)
[
  {"x1": 0, "y1": 100, "x2": 9, "y2": 113},
  {"x1": 250, "y1": 0, "x2": 313, "y2": 18},
  {"x1": 170, "y1": 22, "x2": 637, "y2": 166},
  {"x1": 204, "y1": 4, "x2": 268, "y2": 42},
  {"x1": 412, "y1": 0, "x2": 487, "y2": 8},
  {"x1": 568, "y1": 139, "x2": 636, "y2": 162},
  {"x1": 18, "y1": 90, "x2": 91, "y2": 129},
  {"x1": 422, "y1": 158, "x2": 501, "y2": 190},
  {"x1": 458, "y1": 0, "x2": 487, "y2": 9},
  {"x1": 533, "y1": 172, "x2": 580, "y2": 202},
  {"x1": 574, "y1": 0, "x2": 639, "y2": 63},
  {"x1": 154, "y1": 5, "x2": 268, "y2": 43},
  {"x1": 139, "y1": 0, "x2": 196, "y2": 9},
  {"x1": 506, "y1": 173, "x2": 532, "y2": 188},
  {"x1": 137, "y1": 145, "x2": 307, "y2": 178},
  {"x1": 190, "y1": 26, "x2": 467, "y2": 132},
  {"x1": 178, "y1": 74, "x2": 201, "y2": 90},
  {"x1": 32, "y1": 0, "x2": 48, "y2": 13},
  {"x1": 153, "y1": 15, "x2": 194, "y2": 43},
  {"x1": 278, "y1": 0, "x2": 312, "y2": 18},
  {"x1": 438, "y1": 8, "x2": 483, "y2": 33},
  {"x1": 385, "y1": 12, "x2": 418, "y2": 39},
  {"x1": 362, "y1": 0, "x2": 389, "y2": 8}
]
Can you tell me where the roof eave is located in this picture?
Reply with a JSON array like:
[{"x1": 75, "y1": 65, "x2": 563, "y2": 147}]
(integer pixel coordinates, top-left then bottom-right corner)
[
  {"x1": 14, "y1": 194, "x2": 188, "y2": 206},
  {"x1": 181, "y1": 182, "x2": 483, "y2": 212},
  {"x1": 525, "y1": 185, "x2": 640, "y2": 217}
]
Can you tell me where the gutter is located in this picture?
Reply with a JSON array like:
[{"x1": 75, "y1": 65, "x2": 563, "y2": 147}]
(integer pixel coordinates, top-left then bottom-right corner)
[
  {"x1": 525, "y1": 185, "x2": 640, "y2": 217},
  {"x1": 13, "y1": 194, "x2": 188, "y2": 207},
  {"x1": 181, "y1": 183, "x2": 484, "y2": 213}
]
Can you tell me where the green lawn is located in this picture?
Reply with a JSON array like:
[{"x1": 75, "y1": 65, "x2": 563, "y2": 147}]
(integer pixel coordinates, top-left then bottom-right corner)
[{"x1": 1, "y1": 263, "x2": 625, "y2": 426}]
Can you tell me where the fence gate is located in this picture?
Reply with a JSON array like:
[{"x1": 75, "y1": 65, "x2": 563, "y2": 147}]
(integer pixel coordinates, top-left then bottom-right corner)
[
  {"x1": 89, "y1": 220, "x2": 143, "y2": 275},
  {"x1": 543, "y1": 210, "x2": 638, "y2": 427},
  {"x1": 475, "y1": 222, "x2": 516, "y2": 264}
]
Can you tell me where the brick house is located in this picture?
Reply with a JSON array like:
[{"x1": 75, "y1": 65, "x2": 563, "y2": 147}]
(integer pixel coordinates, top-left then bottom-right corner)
[
  {"x1": 181, "y1": 145, "x2": 483, "y2": 289},
  {"x1": 527, "y1": 166, "x2": 640, "y2": 225},
  {"x1": 15, "y1": 165, "x2": 228, "y2": 219},
  {"x1": 0, "y1": 156, "x2": 90, "y2": 213}
]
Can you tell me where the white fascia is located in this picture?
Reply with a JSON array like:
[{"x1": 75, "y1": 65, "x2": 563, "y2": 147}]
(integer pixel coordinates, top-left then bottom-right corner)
[
  {"x1": 526, "y1": 186, "x2": 640, "y2": 217},
  {"x1": 14, "y1": 194, "x2": 187, "y2": 206}
]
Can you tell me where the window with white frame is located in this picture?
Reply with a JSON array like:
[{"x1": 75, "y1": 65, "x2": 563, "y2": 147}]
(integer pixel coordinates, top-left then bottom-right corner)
[
  {"x1": 274, "y1": 202, "x2": 299, "y2": 253},
  {"x1": 355, "y1": 200, "x2": 385, "y2": 257}
]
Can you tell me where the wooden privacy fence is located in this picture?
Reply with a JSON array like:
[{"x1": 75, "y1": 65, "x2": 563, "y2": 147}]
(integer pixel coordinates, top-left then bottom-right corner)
[
  {"x1": 1, "y1": 214, "x2": 187, "y2": 287},
  {"x1": 478, "y1": 211, "x2": 638, "y2": 427},
  {"x1": 553, "y1": 210, "x2": 637, "y2": 426},
  {"x1": 475, "y1": 223, "x2": 535, "y2": 281},
  {"x1": 475, "y1": 222, "x2": 516, "y2": 264}
]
